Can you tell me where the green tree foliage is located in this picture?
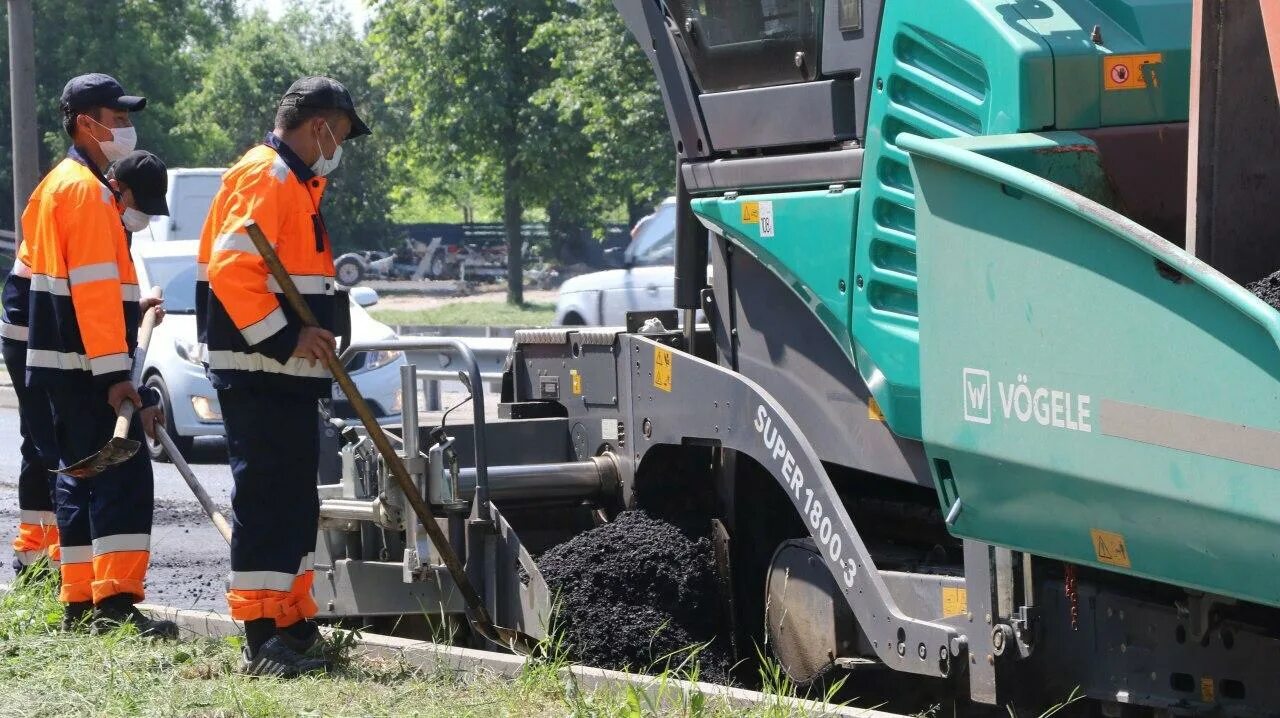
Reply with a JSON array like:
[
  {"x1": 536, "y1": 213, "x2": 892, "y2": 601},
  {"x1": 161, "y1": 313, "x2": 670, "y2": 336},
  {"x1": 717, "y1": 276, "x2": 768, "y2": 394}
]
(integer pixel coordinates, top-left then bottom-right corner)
[
  {"x1": 173, "y1": 1, "x2": 399, "y2": 251},
  {"x1": 532, "y1": 0, "x2": 673, "y2": 229},
  {"x1": 0, "y1": 0, "x2": 675, "y2": 274},
  {"x1": 0, "y1": 0, "x2": 236, "y2": 229},
  {"x1": 370, "y1": 0, "x2": 562, "y2": 305}
]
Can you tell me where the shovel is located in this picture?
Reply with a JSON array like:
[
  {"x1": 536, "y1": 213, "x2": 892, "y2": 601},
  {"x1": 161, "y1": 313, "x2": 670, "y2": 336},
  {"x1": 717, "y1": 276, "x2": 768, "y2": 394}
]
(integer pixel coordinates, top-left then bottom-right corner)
[
  {"x1": 242, "y1": 220, "x2": 540, "y2": 656},
  {"x1": 156, "y1": 426, "x2": 233, "y2": 544},
  {"x1": 60, "y1": 291, "x2": 161, "y2": 480}
]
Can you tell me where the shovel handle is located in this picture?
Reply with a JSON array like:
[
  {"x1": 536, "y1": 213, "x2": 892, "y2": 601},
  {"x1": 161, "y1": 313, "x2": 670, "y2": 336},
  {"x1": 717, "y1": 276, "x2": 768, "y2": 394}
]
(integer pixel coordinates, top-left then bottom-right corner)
[
  {"x1": 113, "y1": 401, "x2": 136, "y2": 439},
  {"x1": 112, "y1": 302, "x2": 162, "y2": 439},
  {"x1": 158, "y1": 426, "x2": 233, "y2": 544},
  {"x1": 242, "y1": 220, "x2": 526, "y2": 650}
]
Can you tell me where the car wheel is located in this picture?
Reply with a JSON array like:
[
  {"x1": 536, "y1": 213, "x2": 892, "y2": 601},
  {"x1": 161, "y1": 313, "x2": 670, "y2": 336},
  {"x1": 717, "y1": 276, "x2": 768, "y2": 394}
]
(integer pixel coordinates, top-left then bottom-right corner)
[
  {"x1": 145, "y1": 374, "x2": 194, "y2": 463},
  {"x1": 429, "y1": 251, "x2": 447, "y2": 279},
  {"x1": 561, "y1": 312, "x2": 586, "y2": 326},
  {"x1": 336, "y1": 257, "x2": 364, "y2": 286}
]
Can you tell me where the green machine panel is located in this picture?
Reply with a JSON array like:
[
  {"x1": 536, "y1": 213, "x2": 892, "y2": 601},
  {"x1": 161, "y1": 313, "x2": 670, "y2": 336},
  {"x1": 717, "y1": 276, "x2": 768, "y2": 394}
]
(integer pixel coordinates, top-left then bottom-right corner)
[
  {"x1": 904, "y1": 132, "x2": 1280, "y2": 607},
  {"x1": 851, "y1": 0, "x2": 1190, "y2": 440},
  {"x1": 692, "y1": 188, "x2": 858, "y2": 352}
]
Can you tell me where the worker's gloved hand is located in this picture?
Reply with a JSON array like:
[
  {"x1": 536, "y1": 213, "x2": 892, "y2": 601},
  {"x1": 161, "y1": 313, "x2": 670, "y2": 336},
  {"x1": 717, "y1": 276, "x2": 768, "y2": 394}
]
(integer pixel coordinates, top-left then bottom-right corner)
[
  {"x1": 140, "y1": 295, "x2": 165, "y2": 326},
  {"x1": 292, "y1": 326, "x2": 336, "y2": 366},
  {"x1": 107, "y1": 380, "x2": 143, "y2": 414},
  {"x1": 139, "y1": 405, "x2": 165, "y2": 441}
]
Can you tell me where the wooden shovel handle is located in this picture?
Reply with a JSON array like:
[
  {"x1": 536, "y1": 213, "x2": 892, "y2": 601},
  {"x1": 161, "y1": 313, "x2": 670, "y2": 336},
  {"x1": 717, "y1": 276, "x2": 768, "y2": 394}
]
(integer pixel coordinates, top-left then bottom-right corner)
[{"x1": 111, "y1": 299, "x2": 162, "y2": 439}]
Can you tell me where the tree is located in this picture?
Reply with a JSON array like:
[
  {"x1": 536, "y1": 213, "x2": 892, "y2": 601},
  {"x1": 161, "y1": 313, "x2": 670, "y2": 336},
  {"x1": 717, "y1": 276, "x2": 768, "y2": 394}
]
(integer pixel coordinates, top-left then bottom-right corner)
[
  {"x1": 0, "y1": 0, "x2": 236, "y2": 230},
  {"x1": 172, "y1": 2, "x2": 399, "y2": 251},
  {"x1": 532, "y1": 0, "x2": 674, "y2": 227},
  {"x1": 370, "y1": 0, "x2": 561, "y2": 305}
]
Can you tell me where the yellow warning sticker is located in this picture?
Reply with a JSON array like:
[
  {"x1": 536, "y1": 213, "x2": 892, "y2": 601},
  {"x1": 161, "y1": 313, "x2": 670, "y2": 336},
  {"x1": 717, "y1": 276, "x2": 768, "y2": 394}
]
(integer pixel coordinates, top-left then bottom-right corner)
[
  {"x1": 570, "y1": 369, "x2": 582, "y2": 396},
  {"x1": 867, "y1": 397, "x2": 884, "y2": 422},
  {"x1": 1104, "y1": 53, "x2": 1162, "y2": 91},
  {"x1": 1200, "y1": 676, "x2": 1215, "y2": 703},
  {"x1": 741, "y1": 201, "x2": 760, "y2": 224},
  {"x1": 942, "y1": 587, "x2": 968, "y2": 618},
  {"x1": 1090, "y1": 528, "x2": 1132, "y2": 568},
  {"x1": 654, "y1": 346, "x2": 673, "y2": 392}
]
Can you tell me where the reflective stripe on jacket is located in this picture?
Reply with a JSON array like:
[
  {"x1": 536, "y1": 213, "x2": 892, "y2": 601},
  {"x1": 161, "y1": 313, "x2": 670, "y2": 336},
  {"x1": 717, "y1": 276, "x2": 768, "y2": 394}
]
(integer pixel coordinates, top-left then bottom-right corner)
[
  {"x1": 1, "y1": 241, "x2": 34, "y2": 343},
  {"x1": 197, "y1": 135, "x2": 336, "y2": 396},
  {"x1": 22, "y1": 149, "x2": 140, "y2": 388}
]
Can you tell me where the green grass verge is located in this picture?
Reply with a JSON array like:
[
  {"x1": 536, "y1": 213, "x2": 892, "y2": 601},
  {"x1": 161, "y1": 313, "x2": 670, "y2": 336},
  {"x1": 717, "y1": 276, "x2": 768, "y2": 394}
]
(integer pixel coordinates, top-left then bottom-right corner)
[
  {"x1": 372, "y1": 301, "x2": 556, "y2": 327},
  {"x1": 0, "y1": 573, "x2": 848, "y2": 717}
]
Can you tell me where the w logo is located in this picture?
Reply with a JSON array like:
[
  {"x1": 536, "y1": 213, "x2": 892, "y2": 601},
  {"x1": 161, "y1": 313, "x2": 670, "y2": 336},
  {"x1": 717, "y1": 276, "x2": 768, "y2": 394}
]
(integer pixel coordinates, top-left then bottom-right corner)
[{"x1": 963, "y1": 368, "x2": 991, "y2": 424}]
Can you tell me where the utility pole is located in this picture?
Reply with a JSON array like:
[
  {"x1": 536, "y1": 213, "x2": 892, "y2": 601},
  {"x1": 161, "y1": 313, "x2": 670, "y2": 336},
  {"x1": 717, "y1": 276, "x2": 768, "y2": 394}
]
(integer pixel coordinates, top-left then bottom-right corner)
[{"x1": 8, "y1": 0, "x2": 36, "y2": 244}]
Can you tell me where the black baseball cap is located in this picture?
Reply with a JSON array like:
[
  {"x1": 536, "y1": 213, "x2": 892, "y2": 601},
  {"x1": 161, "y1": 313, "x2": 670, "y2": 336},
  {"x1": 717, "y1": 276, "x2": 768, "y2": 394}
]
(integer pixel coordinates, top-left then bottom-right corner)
[
  {"x1": 60, "y1": 73, "x2": 146, "y2": 113},
  {"x1": 278, "y1": 76, "x2": 371, "y2": 139},
  {"x1": 111, "y1": 151, "x2": 169, "y2": 216}
]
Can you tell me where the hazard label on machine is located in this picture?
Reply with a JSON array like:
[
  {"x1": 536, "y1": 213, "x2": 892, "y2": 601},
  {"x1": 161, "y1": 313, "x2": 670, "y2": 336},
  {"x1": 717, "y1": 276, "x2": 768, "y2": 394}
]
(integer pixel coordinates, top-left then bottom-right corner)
[
  {"x1": 654, "y1": 346, "x2": 673, "y2": 392},
  {"x1": 741, "y1": 201, "x2": 760, "y2": 224},
  {"x1": 1090, "y1": 528, "x2": 1132, "y2": 568},
  {"x1": 1104, "y1": 53, "x2": 1162, "y2": 91},
  {"x1": 941, "y1": 586, "x2": 967, "y2": 618}
]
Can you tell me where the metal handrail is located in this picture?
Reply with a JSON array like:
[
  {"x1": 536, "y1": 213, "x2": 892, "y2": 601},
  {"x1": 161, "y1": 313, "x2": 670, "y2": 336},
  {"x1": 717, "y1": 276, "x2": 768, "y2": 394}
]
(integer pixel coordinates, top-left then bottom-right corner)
[{"x1": 341, "y1": 338, "x2": 493, "y2": 520}]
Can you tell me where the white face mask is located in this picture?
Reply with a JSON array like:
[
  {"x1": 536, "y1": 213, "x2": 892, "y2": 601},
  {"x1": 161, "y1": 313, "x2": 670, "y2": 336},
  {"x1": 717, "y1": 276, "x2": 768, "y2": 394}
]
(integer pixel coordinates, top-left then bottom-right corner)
[
  {"x1": 310, "y1": 121, "x2": 343, "y2": 177},
  {"x1": 122, "y1": 207, "x2": 151, "y2": 232},
  {"x1": 87, "y1": 117, "x2": 137, "y2": 162}
]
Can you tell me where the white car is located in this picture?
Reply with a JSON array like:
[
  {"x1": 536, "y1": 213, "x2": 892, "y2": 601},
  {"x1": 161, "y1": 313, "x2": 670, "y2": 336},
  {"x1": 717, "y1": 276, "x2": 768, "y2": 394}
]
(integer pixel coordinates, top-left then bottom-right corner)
[
  {"x1": 132, "y1": 240, "x2": 406, "y2": 461},
  {"x1": 554, "y1": 198, "x2": 677, "y2": 326}
]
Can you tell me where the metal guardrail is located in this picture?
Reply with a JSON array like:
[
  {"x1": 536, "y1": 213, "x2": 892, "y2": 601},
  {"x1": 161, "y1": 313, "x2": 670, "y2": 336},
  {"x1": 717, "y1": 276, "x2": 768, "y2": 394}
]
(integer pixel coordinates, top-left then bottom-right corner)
[{"x1": 0, "y1": 230, "x2": 15, "y2": 255}]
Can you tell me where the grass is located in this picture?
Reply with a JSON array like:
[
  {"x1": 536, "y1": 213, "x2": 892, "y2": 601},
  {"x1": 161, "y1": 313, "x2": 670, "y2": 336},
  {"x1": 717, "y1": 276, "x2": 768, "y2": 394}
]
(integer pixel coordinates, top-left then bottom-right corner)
[
  {"x1": 0, "y1": 573, "x2": 848, "y2": 718},
  {"x1": 371, "y1": 301, "x2": 556, "y2": 327}
]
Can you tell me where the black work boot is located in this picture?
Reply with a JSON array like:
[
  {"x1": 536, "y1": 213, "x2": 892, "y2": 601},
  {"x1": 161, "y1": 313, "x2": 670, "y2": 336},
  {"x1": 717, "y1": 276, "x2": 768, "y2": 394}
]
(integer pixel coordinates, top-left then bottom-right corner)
[
  {"x1": 92, "y1": 594, "x2": 179, "y2": 639},
  {"x1": 241, "y1": 635, "x2": 330, "y2": 678},
  {"x1": 61, "y1": 601, "x2": 93, "y2": 632},
  {"x1": 276, "y1": 619, "x2": 325, "y2": 658}
]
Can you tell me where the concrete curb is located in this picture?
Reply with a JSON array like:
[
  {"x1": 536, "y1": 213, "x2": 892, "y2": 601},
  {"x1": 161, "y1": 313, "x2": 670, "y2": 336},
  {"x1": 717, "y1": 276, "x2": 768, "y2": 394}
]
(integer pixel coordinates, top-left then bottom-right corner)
[{"x1": 140, "y1": 603, "x2": 905, "y2": 718}]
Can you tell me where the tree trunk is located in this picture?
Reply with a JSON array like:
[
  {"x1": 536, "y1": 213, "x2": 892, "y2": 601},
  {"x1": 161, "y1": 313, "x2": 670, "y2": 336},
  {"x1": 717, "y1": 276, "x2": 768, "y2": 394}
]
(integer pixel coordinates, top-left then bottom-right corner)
[
  {"x1": 503, "y1": 167, "x2": 524, "y2": 306},
  {"x1": 626, "y1": 194, "x2": 647, "y2": 228}
]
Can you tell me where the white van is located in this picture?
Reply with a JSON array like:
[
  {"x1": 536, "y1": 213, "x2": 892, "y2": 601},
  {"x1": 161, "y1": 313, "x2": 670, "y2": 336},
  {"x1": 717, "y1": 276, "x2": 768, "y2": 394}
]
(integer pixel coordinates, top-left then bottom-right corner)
[{"x1": 138, "y1": 168, "x2": 224, "y2": 242}]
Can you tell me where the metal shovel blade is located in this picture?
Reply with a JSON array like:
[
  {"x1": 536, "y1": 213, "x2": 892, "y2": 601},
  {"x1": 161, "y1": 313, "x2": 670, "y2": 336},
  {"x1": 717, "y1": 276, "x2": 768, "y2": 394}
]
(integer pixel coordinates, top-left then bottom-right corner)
[
  {"x1": 58, "y1": 437, "x2": 141, "y2": 479},
  {"x1": 471, "y1": 620, "x2": 543, "y2": 657}
]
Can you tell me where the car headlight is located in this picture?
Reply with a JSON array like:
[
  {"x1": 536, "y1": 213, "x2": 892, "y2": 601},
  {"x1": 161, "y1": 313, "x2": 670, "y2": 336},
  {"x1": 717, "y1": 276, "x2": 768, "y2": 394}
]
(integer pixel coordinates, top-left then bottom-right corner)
[
  {"x1": 359, "y1": 349, "x2": 403, "y2": 372},
  {"x1": 174, "y1": 338, "x2": 205, "y2": 366},
  {"x1": 191, "y1": 395, "x2": 222, "y2": 422}
]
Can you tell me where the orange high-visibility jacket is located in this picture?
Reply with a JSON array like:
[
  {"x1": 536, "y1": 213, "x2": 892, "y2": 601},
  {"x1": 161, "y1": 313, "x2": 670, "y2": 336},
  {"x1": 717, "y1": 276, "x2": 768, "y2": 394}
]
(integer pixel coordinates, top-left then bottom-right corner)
[
  {"x1": 23, "y1": 147, "x2": 141, "y2": 389},
  {"x1": 197, "y1": 134, "x2": 338, "y2": 396}
]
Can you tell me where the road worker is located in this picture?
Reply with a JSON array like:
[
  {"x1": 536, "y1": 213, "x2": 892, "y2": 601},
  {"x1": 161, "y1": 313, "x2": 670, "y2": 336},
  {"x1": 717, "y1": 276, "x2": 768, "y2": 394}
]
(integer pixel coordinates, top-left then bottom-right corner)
[
  {"x1": 197, "y1": 76, "x2": 369, "y2": 676},
  {"x1": 24, "y1": 74, "x2": 175, "y2": 637},
  {"x1": 3, "y1": 213, "x2": 58, "y2": 579}
]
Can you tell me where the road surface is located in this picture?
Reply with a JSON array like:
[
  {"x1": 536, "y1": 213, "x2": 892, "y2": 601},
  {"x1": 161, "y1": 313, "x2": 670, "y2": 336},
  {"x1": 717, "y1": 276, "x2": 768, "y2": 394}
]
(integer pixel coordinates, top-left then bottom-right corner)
[
  {"x1": 0, "y1": 390, "x2": 491, "y2": 612},
  {"x1": 0, "y1": 407, "x2": 233, "y2": 610}
]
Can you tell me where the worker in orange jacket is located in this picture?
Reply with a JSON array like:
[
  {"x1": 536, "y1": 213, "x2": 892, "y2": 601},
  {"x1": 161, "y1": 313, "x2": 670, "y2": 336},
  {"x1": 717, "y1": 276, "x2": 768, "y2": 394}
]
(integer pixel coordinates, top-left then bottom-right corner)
[
  {"x1": 197, "y1": 76, "x2": 369, "y2": 676},
  {"x1": 23, "y1": 74, "x2": 176, "y2": 637},
  {"x1": 3, "y1": 234, "x2": 59, "y2": 578}
]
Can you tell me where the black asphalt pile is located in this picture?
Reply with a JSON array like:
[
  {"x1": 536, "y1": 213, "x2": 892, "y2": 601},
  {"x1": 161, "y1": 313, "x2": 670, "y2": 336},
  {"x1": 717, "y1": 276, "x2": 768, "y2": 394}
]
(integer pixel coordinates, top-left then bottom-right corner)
[
  {"x1": 1247, "y1": 270, "x2": 1280, "y2": 311},
  {"x1": 537, "y1": 510, "x2": 731, "y2": 683}
]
